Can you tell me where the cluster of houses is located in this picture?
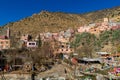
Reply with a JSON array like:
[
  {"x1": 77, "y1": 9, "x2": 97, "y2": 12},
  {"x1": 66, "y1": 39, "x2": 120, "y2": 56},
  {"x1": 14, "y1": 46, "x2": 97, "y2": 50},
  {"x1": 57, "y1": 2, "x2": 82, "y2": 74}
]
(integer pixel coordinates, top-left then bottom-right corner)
[
  {"x1": 18, "y1": 29, "x2": 75, "y2": 55},
  {"x1": 0, "y1": 27, "x2": 75, "y2": 55},
  {"x1": 1, "y1": 18, "x2": 120, "y2": 79},
  {"x1": 77, "y1": 18, "x2": 120, "y2": 35},
  {"x1": 39, "y1": 29, "x2": 75, "y2": 55},
  {"x1": 0, "y1": 18, "x2": 120, "y2": 55}
]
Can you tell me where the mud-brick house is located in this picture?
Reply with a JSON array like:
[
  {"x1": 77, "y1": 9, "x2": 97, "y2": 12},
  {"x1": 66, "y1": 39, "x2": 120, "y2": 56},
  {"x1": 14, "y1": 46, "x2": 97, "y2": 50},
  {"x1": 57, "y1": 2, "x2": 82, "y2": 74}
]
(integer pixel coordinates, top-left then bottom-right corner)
[
  {"x1": 103, "y1": 18, "x2": 109, "y2": 23},
  {"x1": 58, "y1": 36, "x2": 69, "y2": 43},
  {"x1": 0, "y1": 27, "x2": 10, "y2": 50},
  {"x1": 20, "y1": 34, "x2": 38, "y2": 48},
  {"x1": 89, "y1": 27, "x2": 100, "y2": 35},
  {"x1": 57, "y1": 46, "x2": 74, "y2": 54},
  {"x1": 52, "y1": 33, "x2": 59, "y2": 40},
  {"x1": 77, "y1": 26, "x2": 90, "y2": 33},
  {"x1": 110, "y1": 22, "x2": 120, "y2": 30},
  {"x1": 53, "y1": 46, "x2": 74, "y2": 56},
  {"x1": 54, "y1": 41, "x2": 74, "y2": 56},
  {"x1": 20, "y1": 34, "x2": 32, "y2": 42},
  {"x1": 53, "y1": 35, "x2": 74, "y2": 56},
  {"x1": 39, "y1": 32, "x2": 54, "y2": 42},
  {"x1": 0, "y1": 38, "x2": 10, "y2": 50}
]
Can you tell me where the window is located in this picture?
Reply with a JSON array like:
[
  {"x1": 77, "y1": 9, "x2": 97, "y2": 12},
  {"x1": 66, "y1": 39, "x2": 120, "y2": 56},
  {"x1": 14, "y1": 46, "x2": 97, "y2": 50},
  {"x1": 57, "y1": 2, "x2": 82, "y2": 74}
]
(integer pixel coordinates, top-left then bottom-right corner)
[
  {"x1": 29, "y1": 42, "x2": 36, "y2": 45},
  {"x1": 29, "y1": 43, "x2": 32, "y2": 45},
  {"x1": 6, "y1": 41, "x2": 9, "y2": 44},
  {"x1": 0, "y1": 41, "x2": 3, "y2": 44},
  {"x1": 32, "y1": 43, "x2": 35, "y2": 45},
  {"x1": 61, "y1": 45, "x2": 64, "y2": 48}
]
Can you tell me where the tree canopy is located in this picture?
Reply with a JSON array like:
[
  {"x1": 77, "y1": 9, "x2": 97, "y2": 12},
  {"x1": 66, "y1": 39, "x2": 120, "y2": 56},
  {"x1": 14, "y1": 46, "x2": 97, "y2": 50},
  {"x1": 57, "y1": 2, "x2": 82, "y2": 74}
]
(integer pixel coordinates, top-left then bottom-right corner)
[{"x1": 71, "y1": 32, "x2": 97, "y2": 58}]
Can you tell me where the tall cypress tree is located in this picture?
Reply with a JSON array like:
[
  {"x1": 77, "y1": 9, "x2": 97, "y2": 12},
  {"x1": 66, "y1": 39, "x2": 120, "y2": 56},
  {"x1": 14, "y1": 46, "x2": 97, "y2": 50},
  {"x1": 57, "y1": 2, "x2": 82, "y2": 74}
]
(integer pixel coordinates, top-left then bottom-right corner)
[{"x1": 37, "y1": 35, "x2": 42, "y2": 48}]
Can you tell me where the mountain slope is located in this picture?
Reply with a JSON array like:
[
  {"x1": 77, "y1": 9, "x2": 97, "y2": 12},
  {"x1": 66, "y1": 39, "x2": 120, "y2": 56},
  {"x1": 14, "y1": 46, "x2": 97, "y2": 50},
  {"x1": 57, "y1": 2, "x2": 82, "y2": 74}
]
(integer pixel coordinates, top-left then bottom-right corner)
[
  {"x1": 82, "y1": 6, "x2": 120, "y2": 22},
  {"x1": 3, "y1": 7, "x2": 120, "y2": 36}
]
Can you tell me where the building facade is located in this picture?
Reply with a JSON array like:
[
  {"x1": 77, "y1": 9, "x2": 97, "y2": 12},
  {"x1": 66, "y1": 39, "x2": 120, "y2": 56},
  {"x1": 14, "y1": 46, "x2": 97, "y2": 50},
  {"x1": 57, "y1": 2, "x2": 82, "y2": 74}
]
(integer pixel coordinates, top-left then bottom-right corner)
[{"x1": 0, "y1": 39, "x2": 10, "y2": 50}]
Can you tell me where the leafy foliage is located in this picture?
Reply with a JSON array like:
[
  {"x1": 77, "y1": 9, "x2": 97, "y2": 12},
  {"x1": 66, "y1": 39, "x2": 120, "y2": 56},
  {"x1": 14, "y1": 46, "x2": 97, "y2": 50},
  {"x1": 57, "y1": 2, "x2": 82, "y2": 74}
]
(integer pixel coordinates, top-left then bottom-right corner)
[
  {"x1": 71, "y1": 32, "x2": 97, "y2": 58},
  {"x1": 111, "y1": 30, "x2": 120, "y2": 43},
  {"x1": 99, "y1": 30, "x2": 112, "y2": 45}
]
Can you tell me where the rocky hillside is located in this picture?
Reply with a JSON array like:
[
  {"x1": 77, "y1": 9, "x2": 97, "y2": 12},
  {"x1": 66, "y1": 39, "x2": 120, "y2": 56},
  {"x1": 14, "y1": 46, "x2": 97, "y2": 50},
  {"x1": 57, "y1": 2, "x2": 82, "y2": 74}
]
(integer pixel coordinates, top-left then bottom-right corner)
[
  {"x1": 3, "y1": 6, "x2": 120, "y2": 36},
  {"x1": 82, "y1": 6, "x2": 120, "y2": 22}
]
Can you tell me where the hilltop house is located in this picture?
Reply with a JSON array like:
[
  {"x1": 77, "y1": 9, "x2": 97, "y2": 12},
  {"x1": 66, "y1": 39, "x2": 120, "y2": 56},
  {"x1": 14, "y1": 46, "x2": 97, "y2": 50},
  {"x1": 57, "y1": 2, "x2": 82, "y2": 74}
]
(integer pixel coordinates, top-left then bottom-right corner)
[{"x1": 77, "y1": 18, "x2": 116, "y2": 35}]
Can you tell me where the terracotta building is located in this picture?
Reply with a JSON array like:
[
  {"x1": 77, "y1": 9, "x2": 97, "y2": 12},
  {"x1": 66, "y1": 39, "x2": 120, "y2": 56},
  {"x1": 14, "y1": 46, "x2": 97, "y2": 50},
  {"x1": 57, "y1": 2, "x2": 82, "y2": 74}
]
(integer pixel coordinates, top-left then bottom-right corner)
[
  {"x1": 0, "y1": 39, "x2": 10, "y2": 50},
  {"x1": 53, "y1": 42, "x2": 74, "y2": 56}
]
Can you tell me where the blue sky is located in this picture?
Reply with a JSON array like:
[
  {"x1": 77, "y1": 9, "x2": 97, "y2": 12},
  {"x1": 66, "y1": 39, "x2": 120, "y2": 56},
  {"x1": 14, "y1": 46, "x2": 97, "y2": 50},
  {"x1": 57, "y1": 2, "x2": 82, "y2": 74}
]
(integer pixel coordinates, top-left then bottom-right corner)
[{"x1": 0, "y1": 0, "x2": 120, "y2": 26}]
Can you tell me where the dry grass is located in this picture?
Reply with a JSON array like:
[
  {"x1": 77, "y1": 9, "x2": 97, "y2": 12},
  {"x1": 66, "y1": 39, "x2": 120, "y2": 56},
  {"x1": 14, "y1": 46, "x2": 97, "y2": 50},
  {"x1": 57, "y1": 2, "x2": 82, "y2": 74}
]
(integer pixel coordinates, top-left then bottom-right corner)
[{"x1": 2, "y1": 7, "x2": 120, "y2": 36}]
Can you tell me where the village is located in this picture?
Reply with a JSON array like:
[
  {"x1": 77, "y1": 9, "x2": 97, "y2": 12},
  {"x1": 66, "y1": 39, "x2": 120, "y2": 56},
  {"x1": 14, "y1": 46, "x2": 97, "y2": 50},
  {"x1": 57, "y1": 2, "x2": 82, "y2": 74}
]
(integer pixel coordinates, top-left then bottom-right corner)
[{"x1": 0, "y1": 17, "x2": 120, "y2": 80}]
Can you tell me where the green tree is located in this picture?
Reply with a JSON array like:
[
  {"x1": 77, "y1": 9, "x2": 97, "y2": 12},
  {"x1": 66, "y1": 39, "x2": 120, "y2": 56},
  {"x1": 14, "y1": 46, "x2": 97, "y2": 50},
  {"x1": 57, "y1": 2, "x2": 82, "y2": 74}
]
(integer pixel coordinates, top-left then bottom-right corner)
[
  {"x1": 112, "y1": 30, "x2": 120, "y2": 44},
  {"x1": 111, "y1": 30, "x2": 120, "y2": 53},
  {"x1": 99, "y1": 30, "x2": 112, "y2": 45},
  {"x1": 37, "y1": 35, "x2": 42, "y2": 48},
  {"x1": 117, "y1": 44, "x2": 120, "y2": 52},
  {"x1": 71, "y1": 32, "x2": 97, "y2": 58}
]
